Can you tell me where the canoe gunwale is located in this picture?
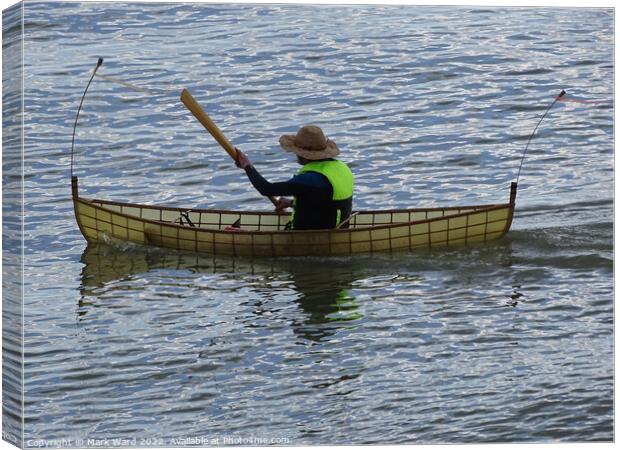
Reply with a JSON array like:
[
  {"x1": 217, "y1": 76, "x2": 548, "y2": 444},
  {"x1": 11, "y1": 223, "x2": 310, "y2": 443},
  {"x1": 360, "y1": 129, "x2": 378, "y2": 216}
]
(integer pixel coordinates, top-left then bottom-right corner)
[{"x1": 79, "y1": 195, "x2": 511, "y2": 216}]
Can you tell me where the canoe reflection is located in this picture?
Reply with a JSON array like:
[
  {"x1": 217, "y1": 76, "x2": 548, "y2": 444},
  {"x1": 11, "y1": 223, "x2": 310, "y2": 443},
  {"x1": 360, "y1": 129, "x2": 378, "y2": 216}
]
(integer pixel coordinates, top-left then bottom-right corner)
[{"x1": 79, "y1": 244, "x2": 364, "y2": 342}]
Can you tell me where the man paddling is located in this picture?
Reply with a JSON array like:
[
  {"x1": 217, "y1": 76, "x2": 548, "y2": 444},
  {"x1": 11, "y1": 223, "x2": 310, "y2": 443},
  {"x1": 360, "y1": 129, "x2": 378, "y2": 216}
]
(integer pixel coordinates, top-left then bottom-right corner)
[{"x1": 235, "y1": 125, "x2": 354, "y2": 230}]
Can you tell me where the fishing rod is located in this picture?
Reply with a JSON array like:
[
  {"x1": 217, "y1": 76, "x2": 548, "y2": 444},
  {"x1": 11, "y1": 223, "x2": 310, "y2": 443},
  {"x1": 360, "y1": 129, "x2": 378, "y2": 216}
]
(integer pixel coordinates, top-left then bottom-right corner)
[
  {"x1": 70, "y1": 57, "x2": 103, "y2": 178},
  {"x1": 515, "y1": 89, "x2": 566, "y2": 185},
  {"x1": 95, "y1": 72, "x2": 169, "y2": 94}
]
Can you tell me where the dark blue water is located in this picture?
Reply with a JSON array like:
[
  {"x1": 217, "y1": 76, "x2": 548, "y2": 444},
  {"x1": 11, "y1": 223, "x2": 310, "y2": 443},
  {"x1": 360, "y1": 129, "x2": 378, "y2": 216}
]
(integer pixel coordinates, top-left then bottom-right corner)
[{"x1": 2, "y1": 2, "x2": 613, "y2": 446}]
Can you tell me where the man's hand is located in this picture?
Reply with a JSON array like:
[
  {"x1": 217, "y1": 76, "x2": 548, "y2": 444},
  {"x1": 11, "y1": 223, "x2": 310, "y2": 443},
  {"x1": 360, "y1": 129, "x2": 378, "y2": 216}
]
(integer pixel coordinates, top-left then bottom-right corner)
[
  {"x1": 275, "y1": 197, "x2": 292, "y2": 213},
  {"x1": 234, "y1": 148, "x2": 251, "y2": 169}
]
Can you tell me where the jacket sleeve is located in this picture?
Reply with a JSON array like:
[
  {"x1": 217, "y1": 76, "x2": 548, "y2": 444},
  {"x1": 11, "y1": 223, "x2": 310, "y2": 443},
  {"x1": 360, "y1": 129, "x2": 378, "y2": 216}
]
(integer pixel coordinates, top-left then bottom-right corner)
[{"x1": 244, "y1": 165, "x2": 308, "y2": 197}]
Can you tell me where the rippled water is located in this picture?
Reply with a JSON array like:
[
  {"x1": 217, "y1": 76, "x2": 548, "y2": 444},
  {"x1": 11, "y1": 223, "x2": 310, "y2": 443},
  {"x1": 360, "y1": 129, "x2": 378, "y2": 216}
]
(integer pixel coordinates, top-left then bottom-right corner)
[{"x1": 3, "y1": 2, "x2": 613, "y2": 446}]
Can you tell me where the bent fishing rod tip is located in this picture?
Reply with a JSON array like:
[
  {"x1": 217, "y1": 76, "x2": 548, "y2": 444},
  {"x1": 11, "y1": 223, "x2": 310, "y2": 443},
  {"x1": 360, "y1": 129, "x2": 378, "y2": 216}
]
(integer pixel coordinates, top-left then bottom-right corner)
[
  {"x1": 558, "y1": 89, "x2": 566, "y2": 98},
  {"x1": 97, "y1": 57, "x2": 104, "y2": 67}
]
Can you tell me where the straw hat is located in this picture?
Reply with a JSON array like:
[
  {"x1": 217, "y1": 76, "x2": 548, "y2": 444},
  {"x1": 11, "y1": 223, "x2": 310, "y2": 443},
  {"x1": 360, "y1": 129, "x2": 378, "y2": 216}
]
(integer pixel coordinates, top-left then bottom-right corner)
[{"x1": 279, "y1": 125, "x2": 340, "y2": 160}]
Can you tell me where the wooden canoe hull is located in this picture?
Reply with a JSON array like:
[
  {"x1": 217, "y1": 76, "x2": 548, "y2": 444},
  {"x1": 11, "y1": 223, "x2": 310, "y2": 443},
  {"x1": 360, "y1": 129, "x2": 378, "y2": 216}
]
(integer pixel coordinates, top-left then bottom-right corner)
[{"x1": 72, "y1": 177, "x2": 517, "y2": 257}]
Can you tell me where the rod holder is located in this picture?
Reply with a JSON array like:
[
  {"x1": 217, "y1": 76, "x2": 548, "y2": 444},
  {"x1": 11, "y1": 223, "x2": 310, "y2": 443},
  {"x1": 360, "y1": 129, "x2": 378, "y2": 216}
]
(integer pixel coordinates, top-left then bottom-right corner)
[
  {"x1": 71, "y1": 176, "x2": 79, "y2": 199},
  {"x1": 510, "y1": 182, "x2": 518, "y2": 206}
]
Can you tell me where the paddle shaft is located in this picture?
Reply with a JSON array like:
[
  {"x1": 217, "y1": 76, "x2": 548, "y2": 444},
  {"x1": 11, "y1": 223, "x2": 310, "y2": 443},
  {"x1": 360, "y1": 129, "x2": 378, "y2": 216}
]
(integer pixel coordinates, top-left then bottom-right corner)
[
  {"x1": 337, "y1": 211, "x2": 358, "y2": 229},
  {"x1": 180, "y1": 88, "x2": 278, "y2": 207}
]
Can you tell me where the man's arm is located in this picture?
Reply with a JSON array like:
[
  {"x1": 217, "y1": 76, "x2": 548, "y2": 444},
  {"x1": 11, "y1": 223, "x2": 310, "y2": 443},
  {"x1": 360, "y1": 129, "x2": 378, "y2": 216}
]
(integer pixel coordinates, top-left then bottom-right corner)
[{"x1": 235, "y1": 149, "x2": 325, "y2": 196}]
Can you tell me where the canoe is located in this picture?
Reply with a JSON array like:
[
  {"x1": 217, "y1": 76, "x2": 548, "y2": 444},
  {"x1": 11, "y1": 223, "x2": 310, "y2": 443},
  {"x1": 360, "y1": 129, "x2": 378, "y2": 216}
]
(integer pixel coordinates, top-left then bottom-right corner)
[{"x1": 72, "y1": 176, "x2": 517, "y2": 257}]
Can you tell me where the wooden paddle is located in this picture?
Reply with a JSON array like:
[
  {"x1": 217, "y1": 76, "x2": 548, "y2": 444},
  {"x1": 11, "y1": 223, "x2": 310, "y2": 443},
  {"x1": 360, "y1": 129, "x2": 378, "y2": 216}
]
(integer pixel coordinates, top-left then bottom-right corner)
[{"x1": 180, "y1": 88, "x2": 278, "y2": 207}]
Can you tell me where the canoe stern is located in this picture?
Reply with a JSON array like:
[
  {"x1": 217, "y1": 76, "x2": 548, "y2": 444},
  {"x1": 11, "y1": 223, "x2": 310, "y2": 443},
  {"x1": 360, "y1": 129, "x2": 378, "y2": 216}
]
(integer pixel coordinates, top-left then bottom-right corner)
[
  {"x1": 503, "y1": 182, "x2": 518, "y2": 234},
  {"x1": 72, "y1": 176, "x2": 95, "y2": 243}
]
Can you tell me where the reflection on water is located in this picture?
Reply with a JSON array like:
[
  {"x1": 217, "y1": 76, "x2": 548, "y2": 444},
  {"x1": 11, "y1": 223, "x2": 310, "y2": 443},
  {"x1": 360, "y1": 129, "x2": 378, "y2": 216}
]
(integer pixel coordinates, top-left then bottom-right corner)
[
  {"x1": 283, "y1": 261, "x2": 363, "y2": 343},
  {"x1": 79, "y1": 244, "x2": 363, "y2": 343}
]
